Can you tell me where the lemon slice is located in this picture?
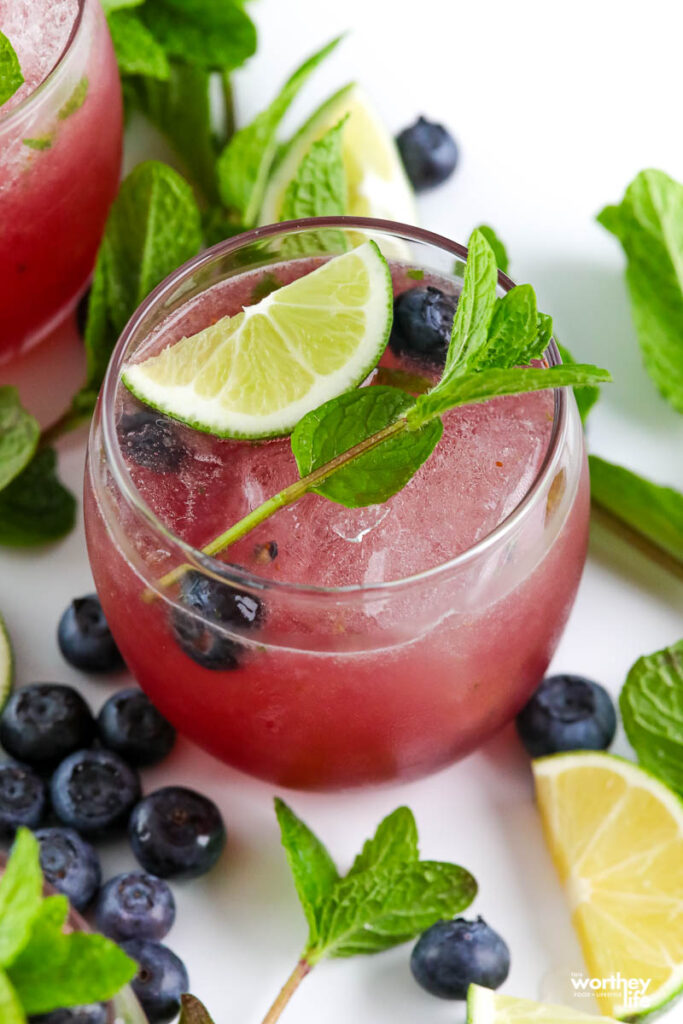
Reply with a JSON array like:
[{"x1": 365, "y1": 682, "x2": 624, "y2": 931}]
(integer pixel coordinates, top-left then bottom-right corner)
[
  {"x1": 122, "y1": 241, "x2": 393, "y2": 438},
  {"x1": 0, "y1": 612, "x2": 14, "y2": 711},
  {"x1": 467, "y1": 985, "x2": 620, "y2": 1023},
  {"x1": 259, "y1": 83, "x2": 418, "y2": 228},
  {"x1": 533, "y1": 752, "x2": 683, "y2": 1019}
]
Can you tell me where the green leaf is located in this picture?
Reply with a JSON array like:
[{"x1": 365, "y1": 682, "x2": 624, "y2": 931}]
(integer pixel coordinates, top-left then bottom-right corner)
[
  {"x1": 140, "y1": 0, "x2": 257, "y2": 72},
  {"x1": 0, "y1": 30, "x2": 24, "y2": 107},
  {"x1": 0, "y1": 972, "x2": 25, "y2": 1024},
  {"x1": 292, "y1": 387, "x2": 443, "y2": 508},
  {"x1": 408, "y1": 363, "x2": 611, "y2": 429},
  {"x1": 349, "y1": 808, "x2": 419, "y2": 876},
  {"x1": 80, "y1": 246, "x2": 116, "y2": 395},
  {"x1": 23, "y1": 135, "x2": 54, "y2": 151},
  {"x1": 102, "y1": 0, "x2": 144, "y2": 11},
  {"x1": 589, "y1": 455, "x2": 683, "y2": 565},
  {"x1": 107, "y1": 11, "x2": 170, "y2": 80},
  {"x1": 597, "y1": 169, "x2": 683, "y2": 412},
  {"x1": 471, "y1": 284, "x2": 538, "y2": 370},
  {"x1": 180, "y1": 994, "x2": 217, "y2": 1024},
  {"x1": 620, "y1": 639, "x2": 683, "y2": 794},
  {"x1": 58, "y1": 76, "x2": 89, "y2": 119},
  {"x1": 373, "y1": 367, "x2": 431, "y2": 394},
  {"x1": 308, "y1": 860, "x2": 477, "y2": 961},
  {"x1": 217, "y1": 35, "x2": 343, "y2": 225},
  {"x1": 476, "y1": 224, "x2": 509, "y2": 273},
  {"x1": 0, "y1": 448, "x2": 76, "y2": 547},
  {"x1": 0, "y1": 831, "x2": 42, "y2": 968},
  {"x1": 275, "y1": 799, "x2": 339, "y2": 945},
  {"x1": 443, "y1": 228, "x2": 498, "y2": 375},
  {"x1": 557, "y1": 342, "x2": 600, "y2": 423},
  {"x1": 279, "y1": 117, "x2": 349, "y2": 255},
  {"x1": 0, "y1": 388, "x2": 40, "y2": 492}
]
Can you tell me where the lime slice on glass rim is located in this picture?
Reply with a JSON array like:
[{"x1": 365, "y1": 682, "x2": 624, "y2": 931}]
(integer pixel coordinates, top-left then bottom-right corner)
[
  {"x1": 122, "y1": 241, "x2": 393, "y2": 439},
  {"x1": 467, "y1": 985, "x2": 620, "y2": 1023},
  {"x1": 533, "y1": 752, "x2": 683, "y2": 1020},
  {"x1": 259, "y1": 83, "x2": 418, "y2": 227},
  {"x1": 0, "y1": 612, "x2": 14, "y2": 711}
]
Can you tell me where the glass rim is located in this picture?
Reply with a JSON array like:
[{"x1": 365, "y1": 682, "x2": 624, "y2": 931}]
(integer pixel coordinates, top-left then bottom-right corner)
[
  {"x1": 97, "y1": 215, "x2": 570, "y2": 598},
  {"x1": 0, "y1": 0, "x2": 86, "y2": 128}
]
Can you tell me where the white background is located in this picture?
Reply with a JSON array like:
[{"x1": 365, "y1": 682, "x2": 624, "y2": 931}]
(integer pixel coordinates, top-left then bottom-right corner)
[{"x1": 1, "y1": 0, "x2": 683, "y2": 1021}]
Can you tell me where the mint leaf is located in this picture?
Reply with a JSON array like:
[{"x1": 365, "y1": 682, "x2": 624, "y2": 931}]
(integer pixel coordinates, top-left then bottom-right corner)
[
  {"x1": 620, "y1": 639, "x2": 683, "y2": 794},
  {"x1": 471, "y1": 284, "x2": 538, "y2": 370},
  {"x1": 589, "y1": 455, "x2": 683, "y2": 565},
  {"x1": 107, "y1": 11, "x2": 170, "y2": 80},
  {"x1": 373, "y1": 367, "x2": 431, "y2": 394},
  {"x1": 0, "y1": 831, "x2": 42, "y2": 968},
  {"x1": 58, "y1": 77, "x2": 89, "y2": 119},
  {"x1": 275, "y1": 799, "x2": 339, "y2": 945},
  {"x1": 443, "y1": 228, "x2": 498, "y2": 375},
  {"x1": 0, "y1": 388, "x2": 40, "y2": 492},
  {"x1": 557, "y1": 342, "x2": 600, "y2": 423},
  {"x1": 102, "y1": 0, "x2": 144, "y2": 11},
  {"x1": 0, "y1": 31, "x2": 23, "y2": 107},
  {"x1": 23, "y1": 135, "x2": 54, "y2": 151},
  {"x1": 217, "y1": 35, "x2": 342, "y2": 225},
  {"x1": 598, "y1": 169, "x2": 683, "y2": 412},
  {"x1": 180, "y1": 994, "x2": 216, "y2": 1024},
  {"x1": 308, "y1": 860, "x2": 477, "y2": 960},
  {"x1": 280, "y1": 118, "x2": 349, "y2": 254},
  {"x1": 348, "y1": 807, "x2": 419, "y2": 876},
  {"x1": 291, "y1": 387, "x2": 443, "y2": 508},
  {"x1": 79, "y1": 247, "x2": 115, "y2": 398},
  {"x1": 0, "y1": 972, "x2": 24, "y2": 1024},
  {"x1": 140, "y1": 0, "x2": 256, "y2": 72},
  {"x1": 0, "y1": 448, "x2": 76, "y2": 547},
  {"x1": 476, "y1": 224, "x2": 509, "y2": 273}
]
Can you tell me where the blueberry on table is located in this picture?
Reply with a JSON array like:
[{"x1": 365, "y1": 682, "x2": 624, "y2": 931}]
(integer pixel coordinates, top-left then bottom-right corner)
[
  {"x1": 95, "y1": 871, "x2": 176, "y2": 942},
  {"x1": 58, "y1": 594, "x2": 124, "y2": 672},
  {"x1": 396, "y1": 116, "x2": 459, "y2": 191},
  {"x1": 129, "y1": 786, "x2": 226, "y2": 879},
  {"x1": 410, "y1": 917, "x2": 510, "y2": 999},
  {"x1": 29, "y1": 1005, "x2": 108, "y2": 1024},
  {"x1": 0, "y1": 683, "x2": 95, "y2": 769},
  {"x1": 34, "y1": 827, "x2": 101, "y2": 912},
  {"x1": 97, "y1": 688, "x2": 176, "y2": 767},
  {"x1": 389, "y1": 286, "x2": 457, "y2": 368},
  {"x1": 118, "y1": 409, "x2": 187, "y2": 473},
  {"x1": 171, "y1": 569, "x2": 264, "y2": 671},
  {"x1": 51, "y1": 749, "x2": 141, "y2": 836},
  {"x1": 0, "y1": 763, "x2": 46, "y2": 835},
  {"x1": 121, "y1": 939, "x2": 189, "y2": 1024},
  {"x1": 516, "y1": 674, "x2": 617, "y2": 757}
]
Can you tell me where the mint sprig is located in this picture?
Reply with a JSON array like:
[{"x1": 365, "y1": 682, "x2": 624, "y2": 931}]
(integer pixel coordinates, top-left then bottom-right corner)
[
  {"x1": 0, "y1": 30, "x2": 24, "y2": 107},
  {"x1": 0, "y1": 830, "x2": 136, "y2": 1020}
]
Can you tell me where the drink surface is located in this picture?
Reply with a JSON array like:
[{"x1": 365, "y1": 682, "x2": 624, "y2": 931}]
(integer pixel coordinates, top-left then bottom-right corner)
[
  {"x1": 0, "y1": 0, "x2": 80, "y2": 114},
  {"x1": 117, "y1": 261, "x2": 554, "y2": 587}
]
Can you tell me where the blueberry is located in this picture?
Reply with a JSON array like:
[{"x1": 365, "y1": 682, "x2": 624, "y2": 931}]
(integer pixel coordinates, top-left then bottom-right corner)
[
  {"x1": 171, "y1": 570, "x2": 264, "y2": 671},
  {"x1": 0, "y1": 684, "x2": 95, "y2": 769},
  {"x1": 97, "y1": 689, "x2": 176, "y2": 767},
  {"x1": 95, "y1": 872, "x2": 176, "y2": 942},
  {"x1": 29, "y1": 1005, "x2": 108, "y2": 1024},
  {"x1": 119, "y1": 410, "x2": 187, "y2": 473},
  {"x1": 34, "y1": 827, "x2": 101, "y2": 912},
  {"x1": 51, "y1": 749, "x2": 141, "y2": 836},
  {"x1": 58, "y1": 594, "x2": 124, "y2": 673},
  {"x1": 516, "y1": 674, "x2": 617, "y2": 757},
  {"x1": 389, "y1": 286, "x2": 457, "y2": 367},
  {"x1": 121, "y1": 939, "x2": 189, "y2": 1024},
  {"x1": 410, "y1": 917, "x2": 510, "y2": 1000},
  {"x1": 396, "y1": 116, "x2": 459, "y2": 191},
  {"x1": 0, "y1": 763, "x2": 46, "y2": 835},
  {"x1": 129, "y1": 786, "x2": 226, "y2": 879}
]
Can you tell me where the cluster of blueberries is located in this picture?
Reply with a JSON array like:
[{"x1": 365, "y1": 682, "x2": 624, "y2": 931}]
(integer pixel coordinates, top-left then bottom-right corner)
[{"x1": 0, "y1": 595, "x2": 227, "y2": 1024}]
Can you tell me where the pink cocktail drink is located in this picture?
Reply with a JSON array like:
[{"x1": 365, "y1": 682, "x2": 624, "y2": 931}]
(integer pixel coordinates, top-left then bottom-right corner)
[
  {"x1": 0, "y1": 0, "x2": 122, "y2": 361},
  {"x1": 85, "y1": 221, "x2": 590, "y2": 790}
]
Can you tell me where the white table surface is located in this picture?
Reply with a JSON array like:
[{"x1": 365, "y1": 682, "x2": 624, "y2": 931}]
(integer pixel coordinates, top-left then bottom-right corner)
[{"x1": 1, "y1": 1, "x2": 682, "y2": 1021}]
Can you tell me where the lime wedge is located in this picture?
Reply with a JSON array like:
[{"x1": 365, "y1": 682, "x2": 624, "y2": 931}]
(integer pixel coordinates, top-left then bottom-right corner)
[
  {"x1": 259, "y1": 83, "x2": 418, "y2": 228},
  {"x1": 533, "y1": 752, "x2": 683, "y2": 1019},
  {"x1": 467, "y1": 985, "x2": 620, "y2": 1023},
  {"x1": 122, "y1": 241, "x2": 393, "y2": 439},
  {"x1": 0, "y1": 612, "x2": 14, "y2": 711}
]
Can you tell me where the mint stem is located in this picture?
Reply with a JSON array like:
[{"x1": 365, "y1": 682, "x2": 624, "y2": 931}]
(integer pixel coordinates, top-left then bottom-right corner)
[
  {"x1": 146, "y1": 416, "x2": 407, "y2": 598},
  {"x1": 260, "y1": 958, "x2": 311, "y2": 1024}
]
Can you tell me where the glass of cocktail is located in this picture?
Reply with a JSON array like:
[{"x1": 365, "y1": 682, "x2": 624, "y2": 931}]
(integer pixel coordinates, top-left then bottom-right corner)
[
  {"x1": 0, "y1": 0, "x2": 122, "y2": 361},
  {"x1": 84, "y1": 218, "x2": 590, "y2": 790}
]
